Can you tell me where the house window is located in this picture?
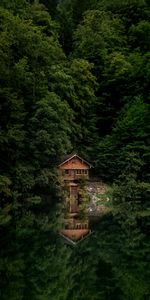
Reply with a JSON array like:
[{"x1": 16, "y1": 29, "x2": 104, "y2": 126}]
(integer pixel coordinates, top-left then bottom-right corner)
[
  {"x1": 81, "y1": 170, "x2": 88, "y2": 174},
  {"x1": 77, "y1": 170, "x2": 81, "y2": 174},
  {"x1": 65, "y1": 170, "x2": 69, "y2": 174}
]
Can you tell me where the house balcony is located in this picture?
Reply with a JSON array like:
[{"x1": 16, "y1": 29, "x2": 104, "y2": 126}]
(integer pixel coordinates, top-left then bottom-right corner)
[
  {"x1": 63, "y1": 173, "x2": 89, "y2": 181},
  {"x1": 64, "y1": 218, "x2": 89, "y2": 230}
]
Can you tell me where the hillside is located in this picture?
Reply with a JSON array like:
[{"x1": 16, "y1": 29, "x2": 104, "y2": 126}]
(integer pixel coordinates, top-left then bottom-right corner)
[{"x1": 0, "y1": 1, "x2": 150, "y2": 299}]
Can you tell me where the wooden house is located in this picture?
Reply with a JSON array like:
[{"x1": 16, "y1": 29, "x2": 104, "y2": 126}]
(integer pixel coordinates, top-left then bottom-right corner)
[
  {"x1": 59, "y1": 153, "x2": 92, "y2": 181},
  {"x1": 59, "y1": 153, "x2": 92, "y2": 244}
]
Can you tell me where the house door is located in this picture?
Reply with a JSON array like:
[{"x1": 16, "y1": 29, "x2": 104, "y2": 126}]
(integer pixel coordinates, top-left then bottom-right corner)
[
  {"x1": 70, "y1": 170, "x2": 75, "y2": 177},
  {"x1": 71, "y1": 186, "x2": 78, "y2": 198}
]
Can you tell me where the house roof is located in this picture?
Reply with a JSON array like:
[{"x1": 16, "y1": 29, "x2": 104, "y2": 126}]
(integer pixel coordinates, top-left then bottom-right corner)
[{"x1": 59, "y1": 153, "x2": 92, "y2": 168}]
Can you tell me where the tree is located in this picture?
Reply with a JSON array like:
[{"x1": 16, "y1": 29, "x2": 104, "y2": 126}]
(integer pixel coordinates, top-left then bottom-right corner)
[
  {"x1": 111, "y1": 152, "x2": 150, "y2": 300},
  {"x1": 0, "y1": 4, "x2": 73, "y2": 299}
]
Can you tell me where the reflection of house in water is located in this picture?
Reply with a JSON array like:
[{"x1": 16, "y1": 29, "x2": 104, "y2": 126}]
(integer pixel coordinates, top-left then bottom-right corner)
[{"x1": 59, "y1": 153, "x2": 92, "y2": 244}]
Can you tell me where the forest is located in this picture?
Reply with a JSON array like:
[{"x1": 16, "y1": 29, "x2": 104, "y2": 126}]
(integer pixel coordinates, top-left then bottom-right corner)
[{"x1": 0, "y1": 0, "x2": 150, "y2": 299}]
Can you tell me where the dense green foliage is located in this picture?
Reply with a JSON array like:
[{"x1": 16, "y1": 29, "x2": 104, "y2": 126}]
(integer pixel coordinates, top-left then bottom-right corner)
[{"x1": 0, "y1": 0, "x2": 149, "y2": 299}]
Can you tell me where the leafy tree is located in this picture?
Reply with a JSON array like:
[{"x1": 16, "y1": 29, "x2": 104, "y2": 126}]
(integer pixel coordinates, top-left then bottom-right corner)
[
  {"x1": 129, "y1": 20, "x2": 150, "y2": 52},
  {"x1": 74, "y1": 10, "x2": 126, "y2": 62},
  {"x1": 113, "y1": 97, "x2": 150, "y2": 180},
  {"x1": 0, "y1": 4, "x2": 73, "y2": 299},
  {"x1": 68, "y1": 59, "x2": 98, "y2": 152},
  {"x1": 97, "y1": 0, "x2": 150, "y2": 30},
  {"x1": 57, "y1": 0, "x2": 99, "y2": 53},
  {"x1": 111, "y1": 153, "x2": 150, "y2": 299}
]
